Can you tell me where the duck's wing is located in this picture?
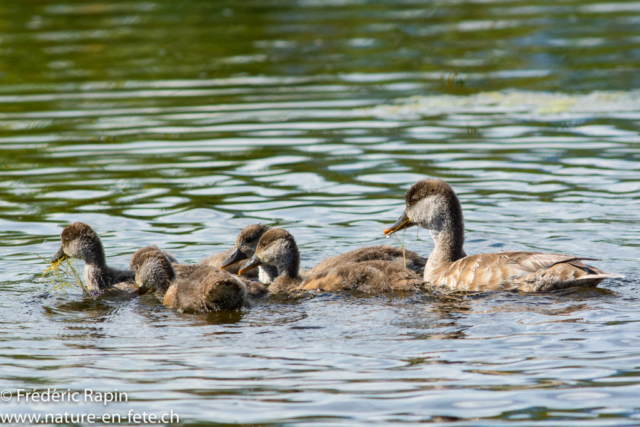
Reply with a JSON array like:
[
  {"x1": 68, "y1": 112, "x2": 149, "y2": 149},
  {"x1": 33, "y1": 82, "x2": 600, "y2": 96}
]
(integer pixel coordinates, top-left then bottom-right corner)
[
  {"x1": 506, "y1": 253, "x2": 623, "y2": 292},
  {"x1": 436, "y1": 251, "x2": 621, "y2": 292},
  {"x1": 500, "y1": 252, "x2": 599, "y2": 273}
]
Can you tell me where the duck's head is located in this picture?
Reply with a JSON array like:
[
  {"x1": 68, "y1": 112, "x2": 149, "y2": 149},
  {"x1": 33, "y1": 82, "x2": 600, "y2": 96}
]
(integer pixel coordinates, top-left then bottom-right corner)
[
  {"x1": 237, "y1": 228, "x2": 299, "y2": 277},
  {"x1": 130, "y1": 246, "x2": 175, "y2": 293},
  {"x1": 52, "y1": 222, "x2": 105, "y2": 265},
  {"x1": 219, "y1": 224, "x2": 271, "y2": 270},
  {"x1": 384, "y1": 179, "x2": 463, "y2": 236}
]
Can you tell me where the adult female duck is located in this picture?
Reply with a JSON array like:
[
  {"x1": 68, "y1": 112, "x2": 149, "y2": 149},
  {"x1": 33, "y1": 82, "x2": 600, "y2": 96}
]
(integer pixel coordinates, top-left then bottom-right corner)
[{"x1": 384, "y1": 179, "x2": 621, "y2": 292}]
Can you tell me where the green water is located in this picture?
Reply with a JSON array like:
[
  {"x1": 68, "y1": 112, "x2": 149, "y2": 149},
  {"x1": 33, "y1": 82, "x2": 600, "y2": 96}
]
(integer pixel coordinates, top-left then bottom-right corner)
[{"x1": 1, "y1": 0, "x2": 640, "y2": 425}]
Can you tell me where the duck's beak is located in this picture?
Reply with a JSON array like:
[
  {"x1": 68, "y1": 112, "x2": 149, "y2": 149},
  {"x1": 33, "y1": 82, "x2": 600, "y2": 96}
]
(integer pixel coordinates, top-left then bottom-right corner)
[
  {"x1": 135, "y1": 283, "x2": 152, "y2": 296},
  {"x1": 383, "y1": 211, "x2": 414, "y2": 235},
  {"x1": 219, "y1": 247, "x2": 247, "y2": 270},
  {"x1": 134, "y1": 275, "x2": 152, "y2": 295},
  {"x1": 52, "y1": 246, "x2": 68, "y2": 263},
  {"x1": 237, "y1": 255, "x2": 262, "y2": 276}
]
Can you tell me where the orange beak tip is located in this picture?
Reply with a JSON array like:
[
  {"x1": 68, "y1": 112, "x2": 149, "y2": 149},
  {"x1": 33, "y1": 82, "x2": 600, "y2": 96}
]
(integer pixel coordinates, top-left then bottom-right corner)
[{"x1": 383, "y1": 228, "x2": 393, "y2": 235}]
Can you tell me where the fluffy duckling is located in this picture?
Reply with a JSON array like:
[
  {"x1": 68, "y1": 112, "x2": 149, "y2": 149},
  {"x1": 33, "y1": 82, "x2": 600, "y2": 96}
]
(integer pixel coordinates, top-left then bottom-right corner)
[
  {"x1": 51, "y1": 222, "x2": 135, "y2": 295},
  {"x1": 131, "y1": 245, "x2": 267, "y2": 299},
  {"x1": 238, "y1": 228, "x2": 422, "y2": 294},
  {"x1": 130, "y1": 247, "x2": 247, "y2": 313},
  {"x1": 216, "y1": 224, "x2": 279, "y2": 283},
  {"x1": 129, "y1": 245, "x2": 178, "y2": 294},
  {"x1": 384, "y1": 179, "x2": 622, "y2": 292},
  {"x1": 220, "y1": 224, "x2": 426, "y2": 287}
]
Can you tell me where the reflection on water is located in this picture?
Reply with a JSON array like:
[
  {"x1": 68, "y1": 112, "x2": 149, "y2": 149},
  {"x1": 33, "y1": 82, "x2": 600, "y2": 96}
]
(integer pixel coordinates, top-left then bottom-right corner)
[{"x1": 2, "y1": 0, "x2": 640, "y2": 424}]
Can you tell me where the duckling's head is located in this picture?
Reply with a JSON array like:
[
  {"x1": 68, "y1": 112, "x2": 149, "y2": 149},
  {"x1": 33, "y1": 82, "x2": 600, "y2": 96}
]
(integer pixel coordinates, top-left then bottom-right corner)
[
  {"x1": 237, "y1": 228, "x2": 299, "y2": 278},
  {"x1": 384, "y1": 179, "x2": 463, "y2": 235},
  {"x1": 130, "y1": 246, "x2": 175, "y2": 293},
  {"x1": 219, "y1": 224, "x2": 271, "y2": 270},
  {"x1": 52, "y1": 222, "x2": 106, "y2": 265}
]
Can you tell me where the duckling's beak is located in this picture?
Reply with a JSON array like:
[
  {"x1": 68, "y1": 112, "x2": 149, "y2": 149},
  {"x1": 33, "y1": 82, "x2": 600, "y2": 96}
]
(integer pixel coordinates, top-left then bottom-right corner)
[
  {"x1": 135, "y1": 284, "x2": 152, "y2": 296},
  {"x1": 52, "y1": 246, "x2": 68, "y2": 263},
  {"x1": 383, "y1": 211, "x2": 414, "y2": 235},
  {"x1": 220, "y1": 247, "x2": 247, "y2": 270},
  {"x1": 237, "y1": 255, "x2": 262, "y2": 276}
]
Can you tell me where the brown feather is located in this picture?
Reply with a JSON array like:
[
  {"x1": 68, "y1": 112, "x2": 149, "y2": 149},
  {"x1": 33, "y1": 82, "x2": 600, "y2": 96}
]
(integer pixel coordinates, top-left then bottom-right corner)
[
  {"x1": 308, "y1": 245, "x2": 426, "y2": 275},
  {"x1": 425, "y1": 251, "x2": 618, "y2": 292}
]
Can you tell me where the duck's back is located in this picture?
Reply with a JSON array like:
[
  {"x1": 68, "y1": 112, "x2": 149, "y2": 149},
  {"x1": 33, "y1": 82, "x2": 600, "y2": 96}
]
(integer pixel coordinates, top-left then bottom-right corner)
[
  {"x1": 173, "y1": 262, "x2": 267, "y2": 298},
  {"x1": 301, "y1": 260, "x2": 422, "y2": 294},
  {"x1": 427, "y1": 251, "x2": 618, "y2": 292},
  {"x1": 309, "y1": 245, "x2": 426, "y2": 275},
  {"x1": 163, "y1": 266, "x2": 247, "y2": 313},
  {"x1": 172, "y1": 263, "x2": 198, "y2": 278}
]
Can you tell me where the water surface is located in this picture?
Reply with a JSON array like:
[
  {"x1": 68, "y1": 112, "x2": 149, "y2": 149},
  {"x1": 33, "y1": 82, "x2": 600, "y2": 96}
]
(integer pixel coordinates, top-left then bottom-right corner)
[{"x1": 1, "y1": 0, "x2": 640, "y2": 425}]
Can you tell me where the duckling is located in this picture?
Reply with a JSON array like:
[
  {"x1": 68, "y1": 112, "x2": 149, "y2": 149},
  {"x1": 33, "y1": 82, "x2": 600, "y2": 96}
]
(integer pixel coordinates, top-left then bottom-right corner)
[
  {"x1": 51, "y1": 222, "x2": 135, "y2": 295},
  {"x1": 220, "y1": 224, "x2": 426, "y2": 287},
  {"x1": 384, "y1": 179, "x2": 622, "y2": 292},
  {"x1": 128, "y1": 245, "x2": 178, "y2": 294},
  {"x1": 131, "y1": 245, "x2": 267, "y2": 298},
  {"x1": 130, "y1": 247, "x2": 247, "y2": 313},
  {"x1": 216, "y1": 224, "x2": 280, "y2": 284},
  {"x1": 238, "y1": 228, "x2": 422, "y2": 294}
]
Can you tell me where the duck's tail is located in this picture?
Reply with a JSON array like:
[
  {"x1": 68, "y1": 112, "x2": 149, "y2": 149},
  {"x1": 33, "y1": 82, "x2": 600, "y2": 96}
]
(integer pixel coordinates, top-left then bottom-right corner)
[{"x1": 541, "y1": 273, "x2": 624, "y2": 292}]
